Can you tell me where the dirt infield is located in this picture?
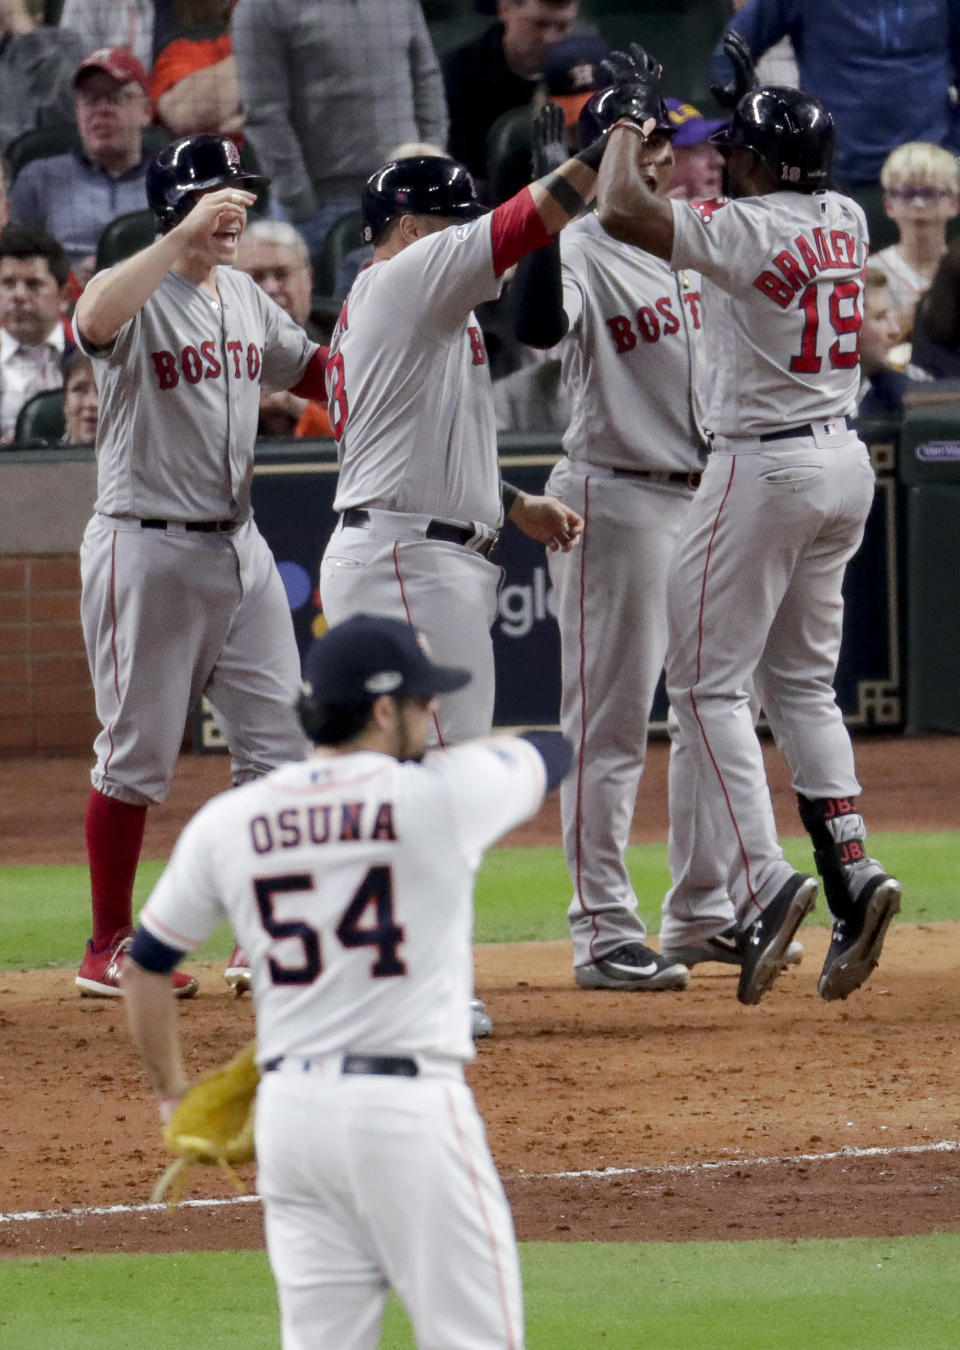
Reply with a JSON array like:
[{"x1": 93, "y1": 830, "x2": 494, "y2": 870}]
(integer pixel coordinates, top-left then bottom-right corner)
[{"x1": 1, "y1": 735, "x2": 959, "y2": 1258}]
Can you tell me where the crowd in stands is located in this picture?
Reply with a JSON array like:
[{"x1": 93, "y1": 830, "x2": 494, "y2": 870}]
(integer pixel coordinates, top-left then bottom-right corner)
[{"x1": 1, "y1": 0, "x2": 959, "y2": 449}]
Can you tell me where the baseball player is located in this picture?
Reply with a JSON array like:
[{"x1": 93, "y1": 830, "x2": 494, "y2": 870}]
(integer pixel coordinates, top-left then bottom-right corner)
[
  {"x1": 319, "y1": 108, "x2": 596, "y2": 754},
  {"x1": 73, "y1": 134, "x2": 328, "y2": 1001},
  {"x1": 596, "y1": 46, "x2": 902, "y2": 1004},
  {"x1": 510, "y1": 84, "x2": 705, "y2": 992},
  {"x1": 122, "y1": 613, "x2": 573, "y2": 1350}
]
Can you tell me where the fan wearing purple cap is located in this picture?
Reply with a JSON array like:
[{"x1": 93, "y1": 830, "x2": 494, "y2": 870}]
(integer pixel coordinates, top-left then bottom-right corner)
[{"x1": 664, "y1": 98, "x2": 728, "y2": 202}]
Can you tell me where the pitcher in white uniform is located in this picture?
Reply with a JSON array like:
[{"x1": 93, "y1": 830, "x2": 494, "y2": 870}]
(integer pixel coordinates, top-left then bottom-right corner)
[
  {"x1": 122, "y1": 614, "x2": 573, "y2": 1350},
  {"x1": 597, "y1": 49, "x2": 902, "y2": 1005}
]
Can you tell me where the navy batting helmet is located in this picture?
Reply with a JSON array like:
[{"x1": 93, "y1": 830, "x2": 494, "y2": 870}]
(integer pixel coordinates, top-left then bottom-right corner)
[
  {"x1": 577, "y1": 84, "x2": 673, "y2": 150},
  {"x1": 710, "y1": 87, "x2": 834, "y2": 192},
  {"x1": 146, "y1": 135, "x2": 269, "y2": 229},
  {"x1": 361, "y1": 157, "x2": 485, "y2": 245}
]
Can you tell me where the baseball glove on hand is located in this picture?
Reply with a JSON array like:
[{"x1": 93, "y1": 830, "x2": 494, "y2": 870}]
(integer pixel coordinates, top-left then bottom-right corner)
[{"x1": 151, "y1": 1039, "x2": 260, "y2": 1205}]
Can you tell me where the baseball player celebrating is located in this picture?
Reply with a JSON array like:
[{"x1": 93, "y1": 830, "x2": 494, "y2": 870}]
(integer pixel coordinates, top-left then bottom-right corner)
[
  {"x1": 73, "y1": 135, "x2": 328, "y2": 1000},
  {"x1": 319, "y1": 110, "x2": 594, "y2": 752},
  {"x1": 122, "y1": 613, "x2": 572, "y2": 1350},
  {"x1": 596, "y1": 46, "x2": 902, "y2": 1005},
  {"x1": 510, "y1": 89, "x2": 705, "y2": 993}
]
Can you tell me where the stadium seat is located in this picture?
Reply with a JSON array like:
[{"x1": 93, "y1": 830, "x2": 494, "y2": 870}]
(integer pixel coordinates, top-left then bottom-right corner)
[
  {"x1": 12, "y1": 390, "x2": 66, "y2": 447},
  {"x1": 6, "y1": 124, "x2": 170, "y2": 185},
  {"x1": 95, "y1": 210, "x2": 157, "y2": 270},
  {"x1": 484, "y1": 106, "x2": 533, "y2": 206},
  {"x1": 315, "y1": 210, "x2": 364, "y2": 299}
]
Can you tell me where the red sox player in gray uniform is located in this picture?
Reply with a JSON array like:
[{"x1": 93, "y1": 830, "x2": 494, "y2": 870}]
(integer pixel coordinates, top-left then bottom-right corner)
[
  {"x1": 511, "y1": 87, "x2": 706, "y2": 993},
  {"x1": 319, "y1": 113, "x2": 592, "y2": 752},
  {"x1": 73, "y1": 136, "x2": 328, "y2": 1000},
  {"x1": 598, "y1": 48, "x2": 902, "y2": 1006}
]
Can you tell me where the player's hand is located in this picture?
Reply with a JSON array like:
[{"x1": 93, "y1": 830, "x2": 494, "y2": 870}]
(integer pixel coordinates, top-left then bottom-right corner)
[
  {"x1": 507, "y1": 491, "x2": 584, "y2": 552},
  {"x1": 710, "y1": 30, "x2": 758, "y2": 109},
  {"x1": 531, "y1": 101, "x2": 568, "y2": 179},
  {"x1": 599, "y1": 43, "x2": 664, "y2": 139},
  {"x1": 172, "y1": 187, "x2": 256, "y2": 245}
]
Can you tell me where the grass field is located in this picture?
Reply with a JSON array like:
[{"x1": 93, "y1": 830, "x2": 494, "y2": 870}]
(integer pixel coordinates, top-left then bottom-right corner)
[{"x1": 2, "y1": 831, "x2": 959, "y2": 1347}]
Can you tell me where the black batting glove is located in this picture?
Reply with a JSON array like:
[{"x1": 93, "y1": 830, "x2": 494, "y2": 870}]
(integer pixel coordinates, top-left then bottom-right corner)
[
  {"x1": 710, "y1": 29, "x2": 758, "y2": 109},
  {"x1": 530, "y1": 101, "x2": 569, "y2": 179},
  {"x1": 598, "y1": 43, "x2": 664, "y2": 133}
]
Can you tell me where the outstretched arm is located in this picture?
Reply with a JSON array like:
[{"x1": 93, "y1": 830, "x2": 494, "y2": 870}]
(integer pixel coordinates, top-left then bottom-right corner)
[{"x1": 596, "y1": 123, "x2": 675, "y2": 259}]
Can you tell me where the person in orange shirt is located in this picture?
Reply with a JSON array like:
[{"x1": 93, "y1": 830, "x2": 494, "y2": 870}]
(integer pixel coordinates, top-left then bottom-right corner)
[{"x1": 149, "y1": 0, "x2": 241, "y2": 139}]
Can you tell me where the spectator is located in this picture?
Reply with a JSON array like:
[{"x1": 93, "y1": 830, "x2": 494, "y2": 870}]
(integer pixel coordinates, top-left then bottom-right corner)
[
  {"x1": 58, "y1": 0, "x2": 156, "y2": 73},
  {"x1": 9, "y1": 47, "x2": 152, "y2": 278},
  {"x1": 442, "y1": 0, "x2": 579, "y2": 182},
  {"x1": 234, "y1": 219, "x2": 333, "y2": 438},
  {"x1": 231, "y1": 0, "x2": 448, "y2": 263},
  {"x1": 61, "y1": 348, "x2": 98, "y2": 445},
  {"x1": 0, "y1": 0, "x2": 85, "y2": 150},
  {"x1": 729, "y1": 0, "x2": 798, "y2": 88},
  {"x1": 150, "y1": 0, "x2": 241, "y2": 139},
  {"x1": 0, "y1": 224, "x2": 71, "y2": 445},
  {"x1": 856, "y1": 269, "x2": 913, "y2": 419},
  {"x1": 870, "y1": 141, "x2": 960, "y2": 341},
  {"x1": 911, "y1": 238, "x2": 960, "y2": 380},
  {"x1": 665, "y1": 99, "x2": 727, "y2": 200},
  {"x1": 712, "y1": 0, "x2": 960, "y2": 188}
]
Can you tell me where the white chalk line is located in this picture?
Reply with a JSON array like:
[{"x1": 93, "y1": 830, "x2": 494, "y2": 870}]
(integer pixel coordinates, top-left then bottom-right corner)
[{"x1": 2, "y1": 1139, "x2": 957, "y2": 1226}]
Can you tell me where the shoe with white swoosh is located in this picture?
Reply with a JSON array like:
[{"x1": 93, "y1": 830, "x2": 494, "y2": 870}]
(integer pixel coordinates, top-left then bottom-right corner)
[
  {"x1": 575, "y1": 942, "x2": 689, "y2": 991},
  {"x1": 661, "y1": 923, "x2": 804, "y2": 970}
]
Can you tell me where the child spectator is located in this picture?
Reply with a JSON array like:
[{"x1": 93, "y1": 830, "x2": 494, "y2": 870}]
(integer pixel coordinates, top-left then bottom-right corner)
[
  {"x1": 871, "y1": 142, "x2": 960, "y2": 339},
  {"x1": 61, "y1": 348, "x2": 98, "y2": 445},
  {"x1": 857, "y1": 270, "x2": 913, "y2": 419}
]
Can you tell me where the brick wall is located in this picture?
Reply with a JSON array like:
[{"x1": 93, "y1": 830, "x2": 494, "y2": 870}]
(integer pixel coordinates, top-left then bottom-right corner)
[{"x1": 0, "y1": 555, "x2": 99, "y2": 754}]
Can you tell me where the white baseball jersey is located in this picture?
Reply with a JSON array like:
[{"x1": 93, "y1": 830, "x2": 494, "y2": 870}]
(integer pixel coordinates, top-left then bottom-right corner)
[
  {"x1": 139, "y1": 736, "x2": 546, "y2": 1064},
  {"x1": 559, "y1": 211, "x2": 707, "y2": 471},
  {"x1": 670, "y1": 191, "x2": 868, "y2": 436},
  {"x1": 327, "y1": 215, "x2": 504, "y2": 528},
  {"x1": 78, "y1": 265, "x2": 317, "y2": 520}
]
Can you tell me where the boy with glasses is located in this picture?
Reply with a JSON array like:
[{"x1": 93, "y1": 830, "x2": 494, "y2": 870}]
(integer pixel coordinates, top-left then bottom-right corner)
[{"x1": 871, "y1": 141, "x2": 960, "y2": 340}]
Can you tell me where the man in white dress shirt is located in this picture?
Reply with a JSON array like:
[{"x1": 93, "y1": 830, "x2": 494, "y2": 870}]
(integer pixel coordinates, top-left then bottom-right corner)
[{"x1": 0, "y1": 225, "x2": 71, "y2": 444}]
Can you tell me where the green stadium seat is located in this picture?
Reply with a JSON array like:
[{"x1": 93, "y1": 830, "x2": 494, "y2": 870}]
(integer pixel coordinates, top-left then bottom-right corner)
[
  {"x1": 484, "y1": 106, "x2": 533, "y2": 205},
  {"x1": 95, "y1": 210, "x2": 157, "y2": 270},
  {"x1": 12, "y1": 390, "x2": 66, "y2": 447},
  {"x1": 314, "y1": 209, "x2": 364, "y2": 299}
]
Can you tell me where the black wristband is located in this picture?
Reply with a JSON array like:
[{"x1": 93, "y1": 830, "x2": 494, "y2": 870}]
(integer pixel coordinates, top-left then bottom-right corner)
[
  {"x1": 575, "y1": 131, "x2": 609, "y2": 170},
  {"x1": 502, "y1": 480, "x2": 520, "y2": 514}
]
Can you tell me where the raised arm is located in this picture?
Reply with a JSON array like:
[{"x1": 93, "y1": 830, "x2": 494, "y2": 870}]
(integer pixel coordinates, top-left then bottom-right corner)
[{"x1": 75, "y1": 188, "x2": 255, "y2": 346}]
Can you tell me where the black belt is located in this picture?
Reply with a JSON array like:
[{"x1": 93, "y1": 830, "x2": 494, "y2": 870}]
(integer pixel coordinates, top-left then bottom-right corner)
[
  {"x1": 140, "y1": 518, "x2": 237, "y2": 533},
  {"x1": 612, "y1": 468, "x2": 701, "y2": 488},
  {"x1": 759, "y1": 416, "x2": 853, "y2": 443},
  {"x1": 263, "y1": 1053, "x2": 419, "y2": 1077},
  {"x1": 341, "y1": 507, "x2": 498, "y2": 558}
]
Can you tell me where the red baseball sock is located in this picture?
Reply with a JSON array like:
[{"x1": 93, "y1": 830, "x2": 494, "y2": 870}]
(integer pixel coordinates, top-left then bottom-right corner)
[{"x1": 85, "y1": 788, "x2": 148, "y2": 951}]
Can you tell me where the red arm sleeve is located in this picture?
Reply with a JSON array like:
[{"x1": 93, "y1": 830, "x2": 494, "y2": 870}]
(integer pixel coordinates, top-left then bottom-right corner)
[
  {"x1": 489, "y1": 188, "x2": 552, "y2": 278},
  {"x1": 290, "y1": 347, "x2": 328, "y2": 402}
]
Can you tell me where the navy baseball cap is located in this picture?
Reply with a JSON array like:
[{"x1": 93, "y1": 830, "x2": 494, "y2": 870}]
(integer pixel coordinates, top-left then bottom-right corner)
[
  {"x1": 302, "y1": 614, "x2": 471, "y2": 706},
  {"x1": 543, "y1": 33, "x2": 611, "y2": 127},
  {"x1": 666, "y1": 98, "x2": 728, "y2": 148}
]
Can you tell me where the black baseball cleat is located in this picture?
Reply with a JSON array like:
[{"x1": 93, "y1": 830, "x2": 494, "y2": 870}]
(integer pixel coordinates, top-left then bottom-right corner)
[
  {"x1": 818, "y1": 872, "x2": 901, "y2": 1001},
  {"x1": 660, "y1": 923, "x2": 804, "y2": 970},
  {"x1": 737, "y1": 873, "x2": 818, "y2": 1006},
  {"x1": 575, "y1": 942, "x2": 689, "y2": 991}
]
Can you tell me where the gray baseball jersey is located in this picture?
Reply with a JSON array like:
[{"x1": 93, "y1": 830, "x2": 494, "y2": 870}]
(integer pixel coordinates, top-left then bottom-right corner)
[
  {"x1": 328, "y1": 214, "x2": 504, "y2": 527},
  {"x1": 664, "y1": 186, "x2": 876, "y2": 923},
  {"x1": 669, "y1": 191, "x2": 867, "y2": 436},
  {"x1": 79, "y1": 265, "x2": 317, "y2": 520},
  {"x1": 545, "y1": 214, "x2": 710, "y2": 970}
]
